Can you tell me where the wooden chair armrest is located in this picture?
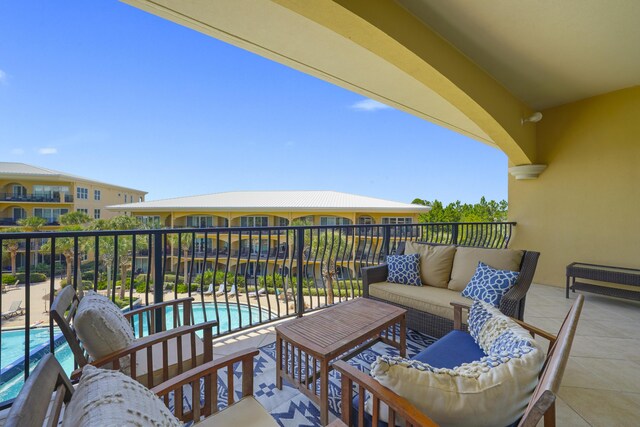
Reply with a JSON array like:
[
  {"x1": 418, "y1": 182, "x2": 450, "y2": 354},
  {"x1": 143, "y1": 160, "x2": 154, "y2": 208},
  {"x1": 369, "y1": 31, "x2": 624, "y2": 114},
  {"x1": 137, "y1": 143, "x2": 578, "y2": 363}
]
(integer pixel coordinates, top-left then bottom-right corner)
[
  {"x1": 151, "y1": 348, "x2": 259, "y2": 396},
  {"x1": 333, "y1": 360, "x2": 439, "y2": 427},
  {"x1": 91, "y1": 321, "x2": 217, "y2": 368},
  {"x1": 514, "y1": 319, "x2": 557, "y2": 344},
  {"x1": 151, "y1": 348, "x2": 259, "y2": 423},
  {"x1": 124, "y1": 298, "x2": 196, "y2": 335},
  {"x1": 450, "y1": 302, "x2": 471, "y2": 330}
]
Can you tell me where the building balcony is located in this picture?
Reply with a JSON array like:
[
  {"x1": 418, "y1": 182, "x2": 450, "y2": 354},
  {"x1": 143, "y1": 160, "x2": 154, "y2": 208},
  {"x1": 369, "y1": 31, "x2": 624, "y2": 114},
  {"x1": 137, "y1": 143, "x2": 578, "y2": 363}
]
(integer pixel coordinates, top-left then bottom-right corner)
[{"x1": 0, "y1": 193, "x2": 73, "y2": 203}]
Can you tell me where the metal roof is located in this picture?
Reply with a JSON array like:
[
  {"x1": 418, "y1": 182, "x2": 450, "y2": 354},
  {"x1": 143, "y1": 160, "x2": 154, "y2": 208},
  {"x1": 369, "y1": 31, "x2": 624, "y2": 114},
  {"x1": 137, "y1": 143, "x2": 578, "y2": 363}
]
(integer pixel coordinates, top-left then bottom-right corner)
[
  {"x1": 0, "y1": 162, "x2": 147, "y2": 193},
  {"x1": 107, "y1": 191, "x2": 429, "y2": 213}
]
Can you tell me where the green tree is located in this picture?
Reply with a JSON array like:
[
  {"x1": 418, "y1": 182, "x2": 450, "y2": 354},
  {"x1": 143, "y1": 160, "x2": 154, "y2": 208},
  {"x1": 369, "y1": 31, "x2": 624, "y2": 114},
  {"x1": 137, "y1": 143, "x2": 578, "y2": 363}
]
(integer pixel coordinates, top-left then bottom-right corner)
[
  {"x1": 90, "y1": 215, "x2": 144, "y2": 299},
  {"x1": 41, "y1": 224, "x2": 86, "y2": 284},
  {"x1": 18, "y1": 216, "x2": 46, "y2": 266},
  {"x1": 1, "y1": 227, "x2": 22, "y2": 273},
  {"x1": 169, "y1": 232, "x2": 193, "y2": 285},
  {"x1": 59, "y1": 211, "x2": 92, "y2": 226}
]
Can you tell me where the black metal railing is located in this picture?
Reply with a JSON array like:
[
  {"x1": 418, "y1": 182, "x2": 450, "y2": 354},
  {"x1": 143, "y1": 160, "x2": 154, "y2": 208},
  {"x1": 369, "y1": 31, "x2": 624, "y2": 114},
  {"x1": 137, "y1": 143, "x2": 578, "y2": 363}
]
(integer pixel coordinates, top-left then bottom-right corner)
[
  {"x1": 0, "y1": 221, "x2": 514, "y2": 407},
  {"x1": 0, "y1": 193, "x2": 73, "y2": 203}
]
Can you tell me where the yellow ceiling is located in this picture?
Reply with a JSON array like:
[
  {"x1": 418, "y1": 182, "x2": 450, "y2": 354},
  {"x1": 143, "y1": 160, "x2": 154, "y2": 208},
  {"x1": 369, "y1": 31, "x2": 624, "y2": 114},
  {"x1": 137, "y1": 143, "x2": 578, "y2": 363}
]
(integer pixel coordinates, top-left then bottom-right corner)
[{"x1": 396, "y1": 0, "x2": 640, "y2": 110}]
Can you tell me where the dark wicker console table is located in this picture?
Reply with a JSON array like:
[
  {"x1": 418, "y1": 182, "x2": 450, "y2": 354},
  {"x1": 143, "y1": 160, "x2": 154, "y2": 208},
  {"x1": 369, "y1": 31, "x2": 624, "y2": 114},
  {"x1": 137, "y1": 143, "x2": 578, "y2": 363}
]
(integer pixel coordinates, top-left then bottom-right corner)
[{"x1": 566, "y1": 262, "x2": 640, "y2": 300}]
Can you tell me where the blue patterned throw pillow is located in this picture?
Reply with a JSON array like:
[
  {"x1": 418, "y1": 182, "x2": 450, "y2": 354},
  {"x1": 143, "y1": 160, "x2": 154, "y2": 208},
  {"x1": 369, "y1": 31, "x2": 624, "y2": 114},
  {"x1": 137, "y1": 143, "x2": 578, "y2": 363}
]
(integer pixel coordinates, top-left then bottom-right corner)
[
  {"x1": 387, "y1": 253, "x2": 421, "y2": 286},
  {"x1": 462, "y1": 262, "x2": 519, "y2": 307}
]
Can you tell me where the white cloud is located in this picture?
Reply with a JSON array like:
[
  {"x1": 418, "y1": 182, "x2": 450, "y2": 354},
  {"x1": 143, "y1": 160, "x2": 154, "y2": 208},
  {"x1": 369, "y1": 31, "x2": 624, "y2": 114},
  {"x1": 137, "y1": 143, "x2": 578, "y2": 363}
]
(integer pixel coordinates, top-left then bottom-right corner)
[
  {"x1": 38, "y1": 147, "x2": 58, "y2": 155},
  {"x1": 285, "y1": 141, "x2": 296, "y2": 147},
  {"x1": 350, "y1": 99, "x2": 392, "y2": 112},
  {"x1": 0, "y1": 69, "x2": 6, "y2": 84},
  {"x1": 11, "y1": 148, "x2": 24, "y2": 155}
]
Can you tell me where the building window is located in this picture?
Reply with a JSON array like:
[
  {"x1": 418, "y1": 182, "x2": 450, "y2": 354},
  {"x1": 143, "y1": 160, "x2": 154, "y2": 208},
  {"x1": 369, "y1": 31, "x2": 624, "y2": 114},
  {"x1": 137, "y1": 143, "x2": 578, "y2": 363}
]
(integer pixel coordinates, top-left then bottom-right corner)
[
  {"x1": 320, "y1": 216, "x2": 352, "y2": 226},
  {"x1": 94, "y1": 190, "x2": 101, "y2": 200},
  {"x1": 12, "y1": 207, "x2": 26, "y2": 221},
  {"x1": 138, "y1": 216, "x2": 161, "y2": 227},
  {"x1": 358, "y1": 216, "x2": 374, "y2": 225},
  {"x1": 34, "y1": 208, "x2": 68, "y2": 224},
  {"x1": 381, "y1": 217, "x2": 413, "y2": 225},
  {"x1": 277, "y1": 217, "x2": 289, "y2": 226},
  {"x1": 77, "y1": 208, "x2": 88, "y2": 214},
  {"x1": 240, "y1": 216, "x2": 269, "y2": 227},
  {"x1": 139, "y1": 196, "x2": 143, "y2": 202},
  {"x1": 77, "y1": 187, "x2": 88, "y2": 199},
  {"x1": 94, "y1": 209, "x2": 101, "y2": 219},
  {"x1": 186, "y1": 215, "x2": 213, "y2": 228}
]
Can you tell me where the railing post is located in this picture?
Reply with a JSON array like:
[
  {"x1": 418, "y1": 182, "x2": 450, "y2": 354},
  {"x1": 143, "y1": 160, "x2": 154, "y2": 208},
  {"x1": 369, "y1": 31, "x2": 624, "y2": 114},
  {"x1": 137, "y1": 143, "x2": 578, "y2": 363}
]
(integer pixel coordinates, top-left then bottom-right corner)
[
  {"x1": 451, "y1": 223, "x2": 459, "y2": 245},
  {"x1": 382, "y1": 226, "x2": 391, "y2": 260},
  {"x1": 153, "y1": 231, "x2": 164, "y2": 332},
  {"x1": 296, "y1": 227, "x2": 304, "y2": 317}
]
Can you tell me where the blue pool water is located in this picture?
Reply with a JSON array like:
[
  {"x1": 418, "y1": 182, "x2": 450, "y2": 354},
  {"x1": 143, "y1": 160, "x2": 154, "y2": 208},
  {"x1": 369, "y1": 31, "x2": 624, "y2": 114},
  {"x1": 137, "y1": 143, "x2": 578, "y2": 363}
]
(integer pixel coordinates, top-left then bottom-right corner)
[{"x1": 0, "y1": 303, "x2": 270, "y2": 404}]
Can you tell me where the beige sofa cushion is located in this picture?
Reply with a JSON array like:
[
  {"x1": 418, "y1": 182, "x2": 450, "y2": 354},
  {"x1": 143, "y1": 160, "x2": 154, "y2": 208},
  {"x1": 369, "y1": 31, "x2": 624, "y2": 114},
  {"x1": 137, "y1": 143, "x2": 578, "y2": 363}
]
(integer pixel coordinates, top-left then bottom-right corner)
[
  {"x1": 63, "y1": 364, "x2": 181, "y2": 427},
  {"x1": 404, "y1": 242, "x2": 456, "y2": 288},
  {"x1": 448, "y1": 247, "x2": 524, "y2": 291},
  {"x1": 197, "y1": 396, "x2": 278, "y2": 427},
  {"x1": 369, "y1": 281, "x2": 471, "y2": 322}
]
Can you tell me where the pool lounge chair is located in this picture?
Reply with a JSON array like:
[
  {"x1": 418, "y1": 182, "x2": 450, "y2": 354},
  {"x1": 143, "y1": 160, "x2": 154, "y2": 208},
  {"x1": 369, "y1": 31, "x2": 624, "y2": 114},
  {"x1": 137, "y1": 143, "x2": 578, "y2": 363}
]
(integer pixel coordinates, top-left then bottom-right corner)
[
  {"x1": 216, "y1": 284, "x2": 239, "y2": 298},
  {"x1": 4, "y1": 280, "x2": 20, "y2": 292},
  {"x1": 2, "y1": 300, "x2": 25, "y2": 319},
  {"x1": 202, "y1": 283, "x2": 215, "y2": 295},
  {"x1": 248, "y1": 287, "x2": 267, "y2": 298}
]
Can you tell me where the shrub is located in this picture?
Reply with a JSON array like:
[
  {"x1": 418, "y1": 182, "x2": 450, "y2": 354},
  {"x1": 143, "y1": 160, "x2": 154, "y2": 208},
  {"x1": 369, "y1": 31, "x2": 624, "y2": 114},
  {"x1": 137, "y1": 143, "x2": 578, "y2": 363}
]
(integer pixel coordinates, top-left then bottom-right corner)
[
  {"x1": 81, "y1": 271, "x2": 94, "y2": 281},
  {"x1": 194, "y1": 270, "x2": 245, "y2": 287},
  {"x1": 60, "y1": 279, "x2": 94, "y2": 290},
  {"x1": 163, "y1": 274, "x2": 183, "y2": 284},
  {"x1": 16, "y1": 272, "x2": 47, "y2": 283},
  {"x1": 2, "y1": 274, "x2": 17, "y2": 285},
  {"x1": 175, "y1": 283, "x2": 199, "y2": 294}
]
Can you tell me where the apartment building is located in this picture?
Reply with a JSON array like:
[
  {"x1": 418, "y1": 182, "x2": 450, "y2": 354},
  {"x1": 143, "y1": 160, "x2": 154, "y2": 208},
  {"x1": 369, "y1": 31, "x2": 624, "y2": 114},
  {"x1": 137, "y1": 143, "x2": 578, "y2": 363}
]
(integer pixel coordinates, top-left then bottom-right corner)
[
  {"x1": 0, "y1": 162, "x2": 147, "y2": 228},
  {"x1": 108, "y1": 190, "x2": 429, "y2": 278}
]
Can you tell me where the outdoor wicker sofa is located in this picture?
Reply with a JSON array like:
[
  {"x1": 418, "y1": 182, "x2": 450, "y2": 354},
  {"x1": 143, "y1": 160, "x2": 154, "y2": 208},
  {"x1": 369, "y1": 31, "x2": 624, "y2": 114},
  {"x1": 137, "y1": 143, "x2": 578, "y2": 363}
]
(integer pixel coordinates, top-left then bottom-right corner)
[{"x1": 362, "y1": 242, "x2": 540, "y2": 337}]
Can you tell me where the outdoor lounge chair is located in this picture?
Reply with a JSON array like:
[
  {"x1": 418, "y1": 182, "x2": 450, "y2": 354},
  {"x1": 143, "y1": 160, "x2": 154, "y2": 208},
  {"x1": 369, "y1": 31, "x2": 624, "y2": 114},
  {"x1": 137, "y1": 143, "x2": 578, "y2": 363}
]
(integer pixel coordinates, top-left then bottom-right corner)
[
  {"x1": 2, "y1": 300, "x2": 25, "y2": 319},
  {"x1": 248, "y1": 287, "x2": 267, "y2": 298},
  {"x1": 216, "y1": 284, "x2": 238, "y2": 298},
  {"x1": 4, "y1": 280, "x2": 20, "y2": 292},
  {"x1": 202, "y1": 283, "x2": 215, "y2": 295},
  {"x1": 50, "y1": 286, "x2": 217, "y2": 388},
  {"x1": 334, "y1": 295, "x2": 584, "y2": 427},
  {"x1": 5, "y1": 349, "x2": 277, "y2": 427}
]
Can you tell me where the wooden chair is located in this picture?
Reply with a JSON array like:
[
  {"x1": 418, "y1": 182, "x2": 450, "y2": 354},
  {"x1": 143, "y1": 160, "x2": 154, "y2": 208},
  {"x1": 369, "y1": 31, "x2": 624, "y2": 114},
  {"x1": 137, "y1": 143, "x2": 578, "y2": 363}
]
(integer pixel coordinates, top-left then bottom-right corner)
[
  {"x1": 5, "y1": 350, "x2": 277, "y2": 427},
  {"x1": 50, "y1": 286, "x2": 216, "y2": 388},
  {"x1": 4, "y1": 354, "x2": 73, "y2": 427},
  {"x1": 334, "y1": 295, "x2": 584, "y2": 427},
  {"x1": 152, "y1": 349, "x2": 278, "y2": 426}
]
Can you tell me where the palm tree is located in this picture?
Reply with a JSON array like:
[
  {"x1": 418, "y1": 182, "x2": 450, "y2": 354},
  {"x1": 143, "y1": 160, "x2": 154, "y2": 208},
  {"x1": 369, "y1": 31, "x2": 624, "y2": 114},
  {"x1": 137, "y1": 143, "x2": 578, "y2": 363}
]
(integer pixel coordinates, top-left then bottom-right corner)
[
  {"x1": 41, "y1": 224, "x2": 84, "y2": 286},
  {"x1": 91, "y1": 215, "x2": 144, "y2": 299},
  {"x1": 169, "y1": 232, "x2": 193, "y2": 286},
  {"x1": 18, "y1": 216, "x2": 46, "y2": 267},
  {"x1": 1, "y1": 227, "x2": 22, "y2": 274}
]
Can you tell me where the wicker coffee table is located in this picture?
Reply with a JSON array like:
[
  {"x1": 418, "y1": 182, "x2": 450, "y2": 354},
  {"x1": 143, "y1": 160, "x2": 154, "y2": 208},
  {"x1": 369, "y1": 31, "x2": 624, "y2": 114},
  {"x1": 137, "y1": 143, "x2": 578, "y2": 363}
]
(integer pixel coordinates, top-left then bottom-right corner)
[{"x1": 275, "y1": 298, "x2": 406, "y2": 425}]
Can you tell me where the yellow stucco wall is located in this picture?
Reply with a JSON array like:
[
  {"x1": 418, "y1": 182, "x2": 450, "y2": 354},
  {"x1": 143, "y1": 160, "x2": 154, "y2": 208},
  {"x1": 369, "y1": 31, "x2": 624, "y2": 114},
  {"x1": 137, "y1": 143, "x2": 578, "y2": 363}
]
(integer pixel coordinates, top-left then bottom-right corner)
[{"x1": 509, "y1": 86, "x2": 640, "y2": 286}]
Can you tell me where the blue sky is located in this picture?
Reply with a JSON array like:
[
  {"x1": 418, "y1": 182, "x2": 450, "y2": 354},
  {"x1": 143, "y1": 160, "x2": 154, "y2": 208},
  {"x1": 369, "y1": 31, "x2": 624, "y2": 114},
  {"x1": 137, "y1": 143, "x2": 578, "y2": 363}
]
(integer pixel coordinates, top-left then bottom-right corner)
[{"x1": 0, "y1": 1, "x2": 507, "y2": 205}]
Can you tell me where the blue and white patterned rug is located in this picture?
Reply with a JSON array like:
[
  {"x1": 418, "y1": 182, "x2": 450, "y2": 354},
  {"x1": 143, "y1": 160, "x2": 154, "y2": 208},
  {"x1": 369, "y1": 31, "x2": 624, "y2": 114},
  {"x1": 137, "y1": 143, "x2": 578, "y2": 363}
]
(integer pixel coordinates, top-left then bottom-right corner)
[{"x1": 184, "y1": 329, "x2": 435, "y2": 426}]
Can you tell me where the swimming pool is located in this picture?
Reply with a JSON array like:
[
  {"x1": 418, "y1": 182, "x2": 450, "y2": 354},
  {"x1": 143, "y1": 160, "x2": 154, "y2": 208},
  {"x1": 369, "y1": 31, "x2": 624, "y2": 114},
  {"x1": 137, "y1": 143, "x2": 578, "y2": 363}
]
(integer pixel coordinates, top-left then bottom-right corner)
[{"x1": 0, "y1": 303, "x2": 271, "y2": 404}]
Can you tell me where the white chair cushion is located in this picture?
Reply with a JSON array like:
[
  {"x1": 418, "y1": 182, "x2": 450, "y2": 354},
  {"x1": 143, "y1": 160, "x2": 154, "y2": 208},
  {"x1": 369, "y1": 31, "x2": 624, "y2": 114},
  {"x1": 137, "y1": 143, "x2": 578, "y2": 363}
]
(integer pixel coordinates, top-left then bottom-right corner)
[
  {"x1": 62, "y1": 364, "x2": 181, "y2": 427},
  {"x1": 369, "y1": 301, "x2": 545, "y2": 427},
  {"x1": 74, "y1": 291, "x2": 134, "y2": 361}
]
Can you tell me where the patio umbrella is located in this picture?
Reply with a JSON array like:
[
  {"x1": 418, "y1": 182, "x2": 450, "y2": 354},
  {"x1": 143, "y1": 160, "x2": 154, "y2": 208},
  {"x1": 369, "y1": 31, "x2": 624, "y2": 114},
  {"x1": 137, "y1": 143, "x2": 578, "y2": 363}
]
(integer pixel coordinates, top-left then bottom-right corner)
[{"x1": 42, "y1": 293, "x2": 51, "y2": 313}]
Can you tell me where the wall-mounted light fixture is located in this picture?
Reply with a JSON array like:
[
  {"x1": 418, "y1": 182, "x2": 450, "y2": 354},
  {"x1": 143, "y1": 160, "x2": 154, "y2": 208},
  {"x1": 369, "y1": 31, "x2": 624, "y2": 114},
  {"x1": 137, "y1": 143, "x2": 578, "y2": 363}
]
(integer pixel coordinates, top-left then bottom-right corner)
[{"x1": 521, "y1": 112, "x2": 543, "y2": 125}]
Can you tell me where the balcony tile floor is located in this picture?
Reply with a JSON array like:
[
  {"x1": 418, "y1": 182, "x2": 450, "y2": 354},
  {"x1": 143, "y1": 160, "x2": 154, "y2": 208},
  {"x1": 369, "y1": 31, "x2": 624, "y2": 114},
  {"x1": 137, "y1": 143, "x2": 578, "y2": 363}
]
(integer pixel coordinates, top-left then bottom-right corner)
[{"x1": 211, "y1": 284, "x2": 640, "y2": 427}]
